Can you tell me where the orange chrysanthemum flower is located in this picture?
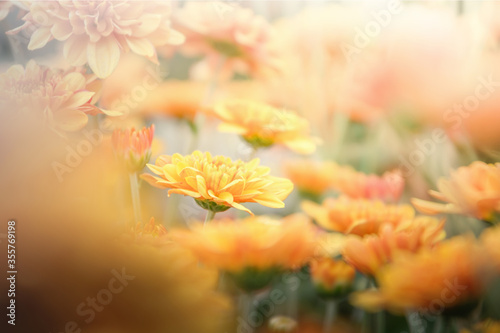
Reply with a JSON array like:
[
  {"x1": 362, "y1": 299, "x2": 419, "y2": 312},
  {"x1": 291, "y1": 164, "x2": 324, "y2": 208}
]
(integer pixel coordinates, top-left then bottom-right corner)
[
  {"x1": 172, "y1": 214, "x2": 315, "y2": 290},
  {"x1": 9, "y1": 1, "x2": 184, "y2": 78},
  {"x1": 214, "y1": 99, "x2": 319, "y2": 154},
  {"x1": 284, "y1": 160, "x2": 337, "y2": 198},
  {"x1": 112, "y1": 125, "x2": 155, "y2": 172},
  {"x1": 332, "y1": 168, "x2": 404, "y2": 202},
  {"x1": 302, "y1": 196, "x2": 415, "y2": 237},
  {"x1": 0, "y1": 60, "x2": 107, "y2": 133},
  {"x1": 351, "y1": 236, "x2": 493, "y2": 315},
  {"x1": 142, "y1": 151, "x2": 294, "y2": 215},
  {"x1": 342, "y1": 217, "x2": 445, "y2": 277},
  {"x1": 412, "y1": 161, "x2": 500, "y2": 223},
  {"x1": 310, "y1": 257, "x2": 355, "y2": 297}
]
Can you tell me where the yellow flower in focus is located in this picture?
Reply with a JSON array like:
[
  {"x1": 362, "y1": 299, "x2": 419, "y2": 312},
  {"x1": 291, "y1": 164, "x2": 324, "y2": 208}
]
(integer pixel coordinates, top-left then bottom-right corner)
[
  {"x1": 351, "y1": 236, "x2": 492, "y2": 315},
  {"x1": 0, "y1": 60, "x2": 106, "y2": 133},
  {"x1": 342, "y1": 217, "x2": 445, "y2": 276},
  {"x1": 284, "y1": 160, "x2": 337, "y2": 198},
  {"x1": 302, "y1": 196, "x2": 415, "y2": 236},
  {"x1": 142, "y1": 151, "x2": 293, "y2": 215},
  {"x1": 412, "y1": 161, "x2": 500, "y2": 223},
  {"x1": 172, "y1": 214, "x2": 315, "y2": 291},
  {"x1": 214, "y1": 99, "x2": 319, "y2": 154},
  {"x1": 332, "y1": 168, "x2": 404, "y2": 202},
  {"x1": 310, "y1": 257, "x2": 355, "y2": 298},
  {"x1": 9, "y1": 1, "x2": 184, "y2": 78},
  {"x1": 112, "y1": 125, "x2": 155, "y2": 173}
]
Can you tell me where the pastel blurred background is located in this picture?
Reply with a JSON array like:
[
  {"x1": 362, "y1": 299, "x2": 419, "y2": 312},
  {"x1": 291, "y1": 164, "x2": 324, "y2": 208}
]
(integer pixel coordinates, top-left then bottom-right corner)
[{"x1": 1, "y1": 1, "x2": 500, "y2": 333}]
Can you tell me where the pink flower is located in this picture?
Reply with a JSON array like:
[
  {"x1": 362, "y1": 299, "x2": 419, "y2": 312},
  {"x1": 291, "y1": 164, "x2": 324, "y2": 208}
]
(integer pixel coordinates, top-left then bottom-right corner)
[
  {"x1": 332, "y1": 168, "x2": 404, "y2": 203},
  {"x1": 0, "y1": 60, "x2": 104, "y2": 133},
  {"x1": 9, "y1": 1, "x2": 184, "y2": 78},
  {"x1": 112, "y1": 125, "x2": 155, "y2": 172},
  {"x1": 174, "y1": 1, "x2": 281, "y2": 78}
]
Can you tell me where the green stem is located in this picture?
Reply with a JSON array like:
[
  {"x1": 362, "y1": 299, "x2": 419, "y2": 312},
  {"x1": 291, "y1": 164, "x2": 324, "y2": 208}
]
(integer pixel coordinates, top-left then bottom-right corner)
[
  {"x1": 186, "y1": 120, "x2": 199, "y2": 153},
  {"x1": 247, "y1": 146, "x2": 258, "y2": 162},
  {"x1": 204, "y1": 210, "x2": 216, "y2": 226},
  {"x1": 239, "y1": 292, "x2": 255, "y2": 333},
  {"x1": 376, "y1": 310, "x2": 385, "y2": 333},
  {"x1": 129, "y1": 172, "x2": 142, "y2": 227},
  {"x1": 323, "y1": 300, "x2": 337, "y2": 333},
  {"x1": 443, "y1": 317, "x2": 457, "y2": 333},
  {"x1": 434, "y1": 316, "x2": 443, "y2": 333}
]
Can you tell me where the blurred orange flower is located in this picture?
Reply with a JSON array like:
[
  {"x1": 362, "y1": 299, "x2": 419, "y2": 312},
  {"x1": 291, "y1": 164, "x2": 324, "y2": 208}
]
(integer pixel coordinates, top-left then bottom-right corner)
[
  {"x1": 310, "y1": 257, "x2": 355, "y2": 297},
  {"x1": 332, "y1": 168, "x2": 404, "y2": 203},
  {"x1": 481, "y1": 226, "x2": 500, "y2": 273},
  {"x1": 0, "y1": 60, "x2": 105, "y2": 133},
  {"x1": 142, "y1": 151, "x2": 293, "y2": 215},
  {"x1": 175, "y1": 1, "x2": 281, "y2": 78},
  {"x1": 412, "y1": 161, "x2": 500, "y2": 223},
  {"x1": 214, "y1": 99, "x2": 319, "y2": 154},
  {"x1": 9, "y1": 1, "x2": 184, "y2": 78},
  {"x1": 133, "y1": 217, "x2": 167, "y2": 237},
  {"x1": 351, "y1": 235, "x2": 493, "y2": 315},
  {"x1": 139, "y1": 80, "x2": 206, "y2": 122},
  {"x1": 112, "y1": 125, "x2": 155, "y2": 173},
  {"x1": 342, "y1": 217, "x2": 445, "y2": 276},
  {"x1": 172, "y1": 214, "x2": 315, "y2": 290},
  {"x1": 302, "y1": 197, "x2": 415, "y2": 236},
  {"x1": 284, "y1": 160, "x2": 337, "y2": 198}
]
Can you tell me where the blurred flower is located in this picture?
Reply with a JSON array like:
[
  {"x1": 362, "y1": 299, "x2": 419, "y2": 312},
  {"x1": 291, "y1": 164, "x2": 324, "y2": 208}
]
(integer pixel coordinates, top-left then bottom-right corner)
[
  {"x1": 481, "y1": 226, "x2": 500, "y2": 273},
  {"x1": 310, "y1": 257, "x2": 355, "y2": 298},
  {"x1": 9, "y1": 1, "x2": 184, "y2": 78},
  {"x1": 0, "y1": 60, "x2": 105, "y2": 133},
  {"x1": 139, "y1": 80, "x2": 205, "y2": 122},
  {"x1": 313, "y1": 232, "x2": 347, "y2": 258},
  {"x1": 302, "y1": 197, "x2": 415, "y2": 236},
  {"x1": 284, "y1": 160, "x2": 337, "y2": 199},
  {"x1": 412, "y1": 161, "x2": 500, "y2": 223},
  {"x1": 332, "y1": 168, "x2": 404, "y2": 203},
  {"x1": 142, "y1": 151, "x2": 293, "y2": 215},
  {"x1": 214, "y1": 99, "x2": 319, "y2": 154},
  {"x1": 133, "y1": 217, "x2": 167, "y2": 238},
  {"x1": 99, "y1": 53, "x2": 161, "y2": 114},
  {"x1": 112, "y1": 125, "x2": 155, "y2": 173},
  {"x1": 115, "y1": 239, "x2": 231, "y2": 333},
  {"x1": 342, "y1": 217, "x2": 445, "y2": 276},
  {"x1": 175, "y1": 1, "x2": 281, "y2": 78},
  {"x1": 172, "y1": 214, "x2": 315, "y2": 291},
  {"x1": 269, "y1": 316, "x2": 298, "y2": 332},
  {"x1": 351, "y1": 235, "x2": 493, "y2": 315}
]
